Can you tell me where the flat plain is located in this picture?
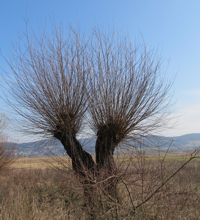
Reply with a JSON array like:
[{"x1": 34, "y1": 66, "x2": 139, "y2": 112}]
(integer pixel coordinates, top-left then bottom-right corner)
[
  {"x1": 10, "y1": 156, "x2": 71, "y2": 169},
  {"x1": 10, "y1": 152, "x2": 200, "y2": 169}
]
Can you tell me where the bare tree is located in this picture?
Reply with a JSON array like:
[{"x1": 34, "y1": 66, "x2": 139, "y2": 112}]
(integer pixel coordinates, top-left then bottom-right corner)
[
  {"x1": 4, "y1": 26, "x2": 173, "y2": 203},
  {"x1": 87, "y1": 29, "x2": 172, "y2": 173}
]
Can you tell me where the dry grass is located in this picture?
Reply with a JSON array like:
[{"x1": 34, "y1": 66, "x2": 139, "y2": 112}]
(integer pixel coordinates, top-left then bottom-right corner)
[
  {"x1": 12, "y1": 154, "x2": 200, "y2": 170},
  {"x1": 0, "y1": 155, "x2": 199, "y2": 219},
  {"x1": 10, "y1": 157, "x2": 71, "y2": 169}
]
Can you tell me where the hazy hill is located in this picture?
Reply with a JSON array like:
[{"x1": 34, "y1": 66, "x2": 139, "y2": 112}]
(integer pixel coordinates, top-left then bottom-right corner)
[{"x1": 9, "y1": 133, "x2": 200, "y2": 157}]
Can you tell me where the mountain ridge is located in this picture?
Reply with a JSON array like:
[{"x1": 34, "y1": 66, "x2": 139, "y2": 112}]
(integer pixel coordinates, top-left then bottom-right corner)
[{"x1": 8, "y1": 133, "x2": 200, "y2": 157}]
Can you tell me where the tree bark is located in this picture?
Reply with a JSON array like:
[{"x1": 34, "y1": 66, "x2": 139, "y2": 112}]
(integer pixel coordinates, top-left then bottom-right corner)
[
  {"x1": 54, "y1": 131, "x2": 95, "y2": 176},
  {"x1": 54, "y1": 131, "x2": 97, "y2": 217},
  {"x1": 95, "y1": 128, "x2": 119, "y2": 202}
]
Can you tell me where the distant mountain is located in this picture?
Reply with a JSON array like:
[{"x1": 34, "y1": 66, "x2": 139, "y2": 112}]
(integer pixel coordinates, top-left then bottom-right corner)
[
  {"x1": 7, "y1": 133, "x2": 200, "y2": 157},
  {"x1": 169, "y1": 133, "x2": 200, "y2": 149},
  {"x1": 170, "y1": 133, "x2": 200, "y2": 144}
]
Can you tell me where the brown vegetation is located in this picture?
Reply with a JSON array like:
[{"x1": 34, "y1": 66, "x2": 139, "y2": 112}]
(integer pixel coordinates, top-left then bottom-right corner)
[
  {"x1": 0, "y1": 152, "x2": 200, "y2": 219},
  {"x1": 10, "y1": 157, "x2": 70, "y2": 169},
  {"x1": 0, "y1": 114, "x2": 14, "y2": 175}
]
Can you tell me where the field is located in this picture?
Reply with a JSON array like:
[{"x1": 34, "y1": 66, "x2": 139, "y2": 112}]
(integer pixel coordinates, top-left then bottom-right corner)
[
  {"x1": 0, "y1": 154, "x2": 200, "y2": 219},
  {"x1": 11, "y1": 152, "x2": 200, "y2": 169},
  {"x1": 10, "y1": 157, "x2": 71, "y2": 169}
]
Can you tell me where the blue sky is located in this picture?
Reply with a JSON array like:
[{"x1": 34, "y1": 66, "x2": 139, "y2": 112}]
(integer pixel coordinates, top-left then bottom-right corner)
[{"x1": 0, "y1": 0, "x2": 200, "y2": 142}]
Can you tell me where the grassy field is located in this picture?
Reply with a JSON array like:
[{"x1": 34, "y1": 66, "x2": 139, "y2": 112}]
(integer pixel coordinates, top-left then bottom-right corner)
[
  {"x1": 0, "y1": 154, "x2": 199, "y2": 219},
  {"x1": 11, "y1": 153, "x2": 200, "y2": 169},
  {"x1": 10, "y1": 156, "x2": 71, "y2": 169}
]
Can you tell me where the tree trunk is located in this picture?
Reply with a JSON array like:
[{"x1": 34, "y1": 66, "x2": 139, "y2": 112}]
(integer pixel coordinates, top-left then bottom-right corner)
[
  {"x1": 54, "y1": 129, "x2": 120, "y2": 217},
  {"x1": 54, "y1": 131, "x2": 96, "y2": 217},
  {"x1": 55, "y1": 131, "x2": 95, "y2": 175},
  {"x1": 95, "y1": 129, "x2": 119, "y2": 202}
]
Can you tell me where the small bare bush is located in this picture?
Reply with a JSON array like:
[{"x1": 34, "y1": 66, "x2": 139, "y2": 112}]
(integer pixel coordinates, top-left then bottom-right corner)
[{"x1": 0, "y1": 114, "x2": 14, "y2": 175}]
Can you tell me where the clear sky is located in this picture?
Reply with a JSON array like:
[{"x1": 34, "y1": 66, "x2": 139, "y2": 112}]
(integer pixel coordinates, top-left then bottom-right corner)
[{"x1": 0, "y1": 0, "x2": 200, "y2": 142}]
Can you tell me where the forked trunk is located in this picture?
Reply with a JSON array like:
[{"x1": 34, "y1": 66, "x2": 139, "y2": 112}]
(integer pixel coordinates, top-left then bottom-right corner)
[
  {"x1": 55, "y1": 131, "x2": 95, "y2": 176},
  {"x1": 55, "y1": 129, "x2": 120, "y2": 218}
]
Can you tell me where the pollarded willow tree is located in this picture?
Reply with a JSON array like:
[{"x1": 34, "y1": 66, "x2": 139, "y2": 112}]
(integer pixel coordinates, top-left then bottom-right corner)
[{"x1": 5, "y1": 26, "x2": 172, "y2": 199}]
